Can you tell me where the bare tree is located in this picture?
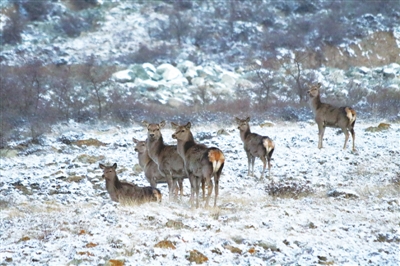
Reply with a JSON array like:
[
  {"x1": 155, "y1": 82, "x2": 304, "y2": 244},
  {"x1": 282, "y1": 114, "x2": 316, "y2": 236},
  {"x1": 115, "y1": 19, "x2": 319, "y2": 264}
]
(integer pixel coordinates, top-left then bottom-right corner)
[
  {"x1": 248, "y1": 60, "x2": 277, "y2": 110},
  {"x1": 280, "y1": 52, "x2": 308, "y2": 103},
  {"x1": 80, "y1": 55, "x2": 115, "y2": 119}
]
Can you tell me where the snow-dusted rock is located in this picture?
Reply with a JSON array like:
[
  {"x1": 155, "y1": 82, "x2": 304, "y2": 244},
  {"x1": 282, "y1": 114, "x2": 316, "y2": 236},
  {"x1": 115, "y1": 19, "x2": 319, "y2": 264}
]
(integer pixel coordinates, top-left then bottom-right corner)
[
  {"x1": 156, "y1": 63, "x2": 183, "y2": 81},
  {"x1": 112, "y1": 69, "x2": 134, "y2": 83}
]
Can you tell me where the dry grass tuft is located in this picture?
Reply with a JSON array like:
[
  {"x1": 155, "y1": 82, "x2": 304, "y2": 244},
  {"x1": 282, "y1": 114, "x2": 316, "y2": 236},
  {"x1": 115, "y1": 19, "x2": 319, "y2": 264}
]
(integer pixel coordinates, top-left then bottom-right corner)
[{"x1": 265, "y1": 180, "x2": 315, "y2": 199}]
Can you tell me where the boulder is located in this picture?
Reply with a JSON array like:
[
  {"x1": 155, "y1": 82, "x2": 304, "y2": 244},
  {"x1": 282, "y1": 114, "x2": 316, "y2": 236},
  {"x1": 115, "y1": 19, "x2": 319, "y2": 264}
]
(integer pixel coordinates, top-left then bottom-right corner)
[
  {"x1": 129, "y1": 64, "x2": 150, "y2": 80},
  {"x1": 112, "y1": 69, "x2": 133, "y2": 83},
  {"x1": 156, "y1": 63, "x2": 183, "y2": 81}
]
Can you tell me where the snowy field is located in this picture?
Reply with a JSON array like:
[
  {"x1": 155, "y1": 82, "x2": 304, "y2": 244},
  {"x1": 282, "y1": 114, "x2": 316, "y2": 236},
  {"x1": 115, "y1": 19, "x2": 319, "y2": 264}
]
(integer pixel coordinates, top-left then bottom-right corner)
[{"x1": 0, "y1": 120, "x2": 399, "y2": 265}]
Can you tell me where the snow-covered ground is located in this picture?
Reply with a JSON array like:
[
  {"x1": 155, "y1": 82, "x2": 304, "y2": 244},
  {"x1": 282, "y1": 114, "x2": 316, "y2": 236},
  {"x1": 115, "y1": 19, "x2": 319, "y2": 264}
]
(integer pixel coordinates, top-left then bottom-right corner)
[{"x1": 1, "y1": 120, "x2": 399, "y2": 265}]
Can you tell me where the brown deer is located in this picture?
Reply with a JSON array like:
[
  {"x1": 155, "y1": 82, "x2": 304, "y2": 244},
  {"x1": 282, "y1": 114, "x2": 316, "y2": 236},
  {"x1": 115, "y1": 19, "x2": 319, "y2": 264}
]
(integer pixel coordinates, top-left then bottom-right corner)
[
  {"x1": 142, "y1": 121, "x2": 186, "y2": 200},
  {"x1": 132, "y1": 137, "x2": 183, "y2": 198},
  {"x1": 235, "y1": 117, "x2": 275, "y2": 179},
  {"x1": 99, "y1": 163, "x2": 162, "y2": 203},
  {"x1": 171, "y1": 122, "x2": 225, "y2": 209},
  {"x1": 307, "y1": 83, "x2": 356, "y2": 151}
]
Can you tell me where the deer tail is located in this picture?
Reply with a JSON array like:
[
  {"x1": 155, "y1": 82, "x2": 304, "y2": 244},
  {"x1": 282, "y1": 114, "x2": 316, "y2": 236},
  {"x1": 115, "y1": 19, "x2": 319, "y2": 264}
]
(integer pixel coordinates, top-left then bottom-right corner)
[
  {"x1": 345, "y1": 107, "x2": 356, "y2": 125},
  {"x1": 208, "y1": 148, "x2": 225, "y2": 173},
  {"x1": 263, "y1": 137, "x2": 275, "y2": 158}
]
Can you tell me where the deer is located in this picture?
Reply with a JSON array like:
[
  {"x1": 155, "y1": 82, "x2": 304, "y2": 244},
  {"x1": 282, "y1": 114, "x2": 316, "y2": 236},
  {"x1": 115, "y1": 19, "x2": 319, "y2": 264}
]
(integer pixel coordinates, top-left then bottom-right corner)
[
  {"x1": 142, "y1": 121, "x2": 187, "y2": 201},
  {"x1": 132, "y1": 137, "x2": 184, "y2": 198},
  {"x1": 235, "y1": 117, "x2": 275, "y2": 180},
  {"x1": 99, "y1": 163, "x2": 162, "y2": 204},
  {"x1": 171, "y1": 122, "x2": 225, "y2": 209},
  {"x1": 307, "y1": 83, "x2": 356, "y2": 151}
]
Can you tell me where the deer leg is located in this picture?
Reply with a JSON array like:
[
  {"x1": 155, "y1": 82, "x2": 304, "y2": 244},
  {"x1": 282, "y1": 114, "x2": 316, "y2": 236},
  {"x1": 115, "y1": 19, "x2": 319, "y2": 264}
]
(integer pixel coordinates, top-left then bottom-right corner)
[
  {"x1": 260, "y1": 156, "x2": 267, "y2": 180},
  {"x1": 246, "y1": 152, "x2": 252, "y2": 176},
  {"x1": 166, "y1": 175, "x2": 175, "y2": 201},
  {"x1": 342, "y1": 127, "x2": 349, "y2": 150},
  {"x1": 195, "y1": 177, "x2": 202, "y2": 209},
  {"x1": 318, "y1": 124, "x2": 325, "y2": 149},
  {"x1": 201, "y1": 178, "x2": 206, "y2": 200},
  {"x1": 189, "y1": 174, "x2": 196, "y2": 208},
  {"x1": 214, "y1": 174, "x2": 220, "y2": 207},
  {"x1": 267, "y1": 155, "x2": 272, "y2": 177},
  {"x1": 251, "y1": 156, "x2": 256, "y2": 177},
  {"x1": 205, "y1": 176, "x2": 213, "y2": 208},
  {"x1": 178, "y1": 178, "x2": 183, "y2": 199},
  {"x1": 350, "y1": 128, "x2": 356, "y2": 151}
]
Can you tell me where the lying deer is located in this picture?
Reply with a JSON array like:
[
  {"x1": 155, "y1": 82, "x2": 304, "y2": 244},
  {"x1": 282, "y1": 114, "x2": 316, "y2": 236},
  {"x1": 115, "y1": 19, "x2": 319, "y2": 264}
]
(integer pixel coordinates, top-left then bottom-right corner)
[
  {"x1": 142, "y1": 121, "x2": 187, "y2": 200},
  {"x1": 235, "y1": 117, "x2": 275, "y2": 179},
  {"x1": 99, "y1": 163, "x2": 162, "y2": 203},
  {"x1": 307, "y1": 83, "x2": 356, "y2": 151},
  {"x1": 171, "y1": 122, "x2": 225, "y2": 209},
  {"x1": 132, "y1": 137, "x2": 183, "y2": 198}
]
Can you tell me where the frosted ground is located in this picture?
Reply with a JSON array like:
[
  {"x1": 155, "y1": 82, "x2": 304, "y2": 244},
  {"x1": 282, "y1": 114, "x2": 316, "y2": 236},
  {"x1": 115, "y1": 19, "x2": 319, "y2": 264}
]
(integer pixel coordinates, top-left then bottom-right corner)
[{"x1": 0, "y1": 120, "x2": 399, "y2": 265}]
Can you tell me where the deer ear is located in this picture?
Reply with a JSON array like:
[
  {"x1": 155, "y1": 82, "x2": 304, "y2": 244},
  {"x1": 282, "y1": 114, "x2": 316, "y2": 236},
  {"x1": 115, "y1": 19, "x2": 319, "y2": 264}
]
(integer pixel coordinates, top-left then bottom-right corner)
[
  {"x1": 132, "y1": 137, "x2": 138, "y2": 143},
  {"x1": 245, "y1": 117, "x2": 250, "y2": 122},
  {"x1": 99, "y1": 163, "x2": 105, "y2": 169},
  {"x1": 185, "y1": 122, "x2": 192, "y2": 129},
  {"x1": 142, "y1": 121, "x2": 149, "y2": 127},
  {"x1": 317, "y1": 83, "x2": 322, "y2": 88},
  {"x1": 159, "y1": 121, "x2": 166, "y2": 128},
  {"x1": 171, "y1": 122, "x2": 178, "y2": 129},
  {"x1": 235, "y1": 117, "x2": 240, "y2": 123},
  {"x1": 113, "y1": 163, "x2": 117, "y2": 169}
]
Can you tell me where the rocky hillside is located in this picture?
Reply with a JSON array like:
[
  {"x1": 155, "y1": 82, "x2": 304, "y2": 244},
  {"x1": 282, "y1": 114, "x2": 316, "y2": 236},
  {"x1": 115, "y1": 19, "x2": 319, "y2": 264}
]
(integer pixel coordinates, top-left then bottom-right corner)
[{"x1": 0, "y1": 0, "x2": 399, "y2": 145}]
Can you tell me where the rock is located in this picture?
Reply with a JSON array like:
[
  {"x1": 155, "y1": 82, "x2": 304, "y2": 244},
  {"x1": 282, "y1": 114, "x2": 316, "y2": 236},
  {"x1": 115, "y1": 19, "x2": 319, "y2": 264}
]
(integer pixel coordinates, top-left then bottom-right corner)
[
  {"x1": 327, "y1": 188, "x2": 359, "y2": 199},
  {"x1": 112, "y1": 69, "x2": 134, "y2": 83},
  {"x1": 72, "y1": 139, "x2": 107, "y2": 147},
  {"x1": 129, "y1": 64, "x2": 150, "y2": 80},
  {"x1": 156, "y1": 64, "x2": 183, "y2": 81},
  {"x1": 217, "y1": 129, "x2": 229, "y2": 136},
  {"x1": 191, "y1": 77, "x2": 205, "y2": 87},
  {"x1": 73, "y1": 154, "x2": 105, "y2": 164},
  {"x1": 0, "y1": 149, "x2": 18, "y2": 158},
  {"x1": 134, "y1": 78, "x2": 159, "y2": 91},
  {"x1": 220, "y1": 72, "x2": 238, "y2": 88},
  {"x1": 167, "y1": 98, "x2": 185, "y2": 108},
  {"x1": 177, "y1": 60, "x2": 196, "y2": 73},
  {"x1": 260, "y1": 121, "x2": 275, "y2": 128}
]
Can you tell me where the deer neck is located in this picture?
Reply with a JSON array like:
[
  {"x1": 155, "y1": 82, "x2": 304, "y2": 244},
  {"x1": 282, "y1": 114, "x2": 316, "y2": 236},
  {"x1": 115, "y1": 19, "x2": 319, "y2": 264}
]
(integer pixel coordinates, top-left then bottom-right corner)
[
  {"x1": 176, "y1": 132, "x2": 195, "y2": 158},
  {"x1": 147, "y1": 136, "x2": 165, "y2": 163},
  {"x1": 240, "y1": 126, "x2": 251, "y2": 142},
  {"x1": 106, "y1": 175, "x2": 122, "y2": 193},
  {"x1": 309, "y1": 94, "x2": 323, "y2": 114},
  {"x1": 138, "y1": 151, "x2": 152, "y2": 169}
]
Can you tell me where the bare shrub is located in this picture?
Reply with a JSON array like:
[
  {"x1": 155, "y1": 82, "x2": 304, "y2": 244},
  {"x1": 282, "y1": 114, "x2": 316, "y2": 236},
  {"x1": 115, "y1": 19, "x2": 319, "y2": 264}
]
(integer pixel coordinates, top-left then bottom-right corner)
[
  {"x1": 1, "y1": 10, "x2": 25, "y2": 45},
  {"x1": 21, "y1": 0, "x2": 53, "y2": 21},
  {"x1": 116, "y1": 43, "x2": 178, "y2": 64},
  {"x1": 59, "y1": 13, "x2": 87, "y2": 37},
  {"x1": 265, "y1": 180, "x2": 315, "y2": 199},
  {"x1": 68, "y1": 0, "x2": 98, "y2": 11}
]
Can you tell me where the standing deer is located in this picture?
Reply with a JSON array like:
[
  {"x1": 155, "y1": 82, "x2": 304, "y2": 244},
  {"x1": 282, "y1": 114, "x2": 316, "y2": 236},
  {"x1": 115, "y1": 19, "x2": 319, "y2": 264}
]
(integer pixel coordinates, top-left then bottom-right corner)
[
  {"x1": 99, "y1": 163, "x2": 162, "y2": 203},
  {"x1": 171, "y1": 122, "x2": 225, "y2": 209},
  {"x1": 142, "y1": 121, "x2": 186, "y2": 200},
  {"x1": 307, "y1": 83, "x2": 356, "y2": 151},
  {"x1": 235, "y1": 117, "x2": 275, "y2": 179},
  {"x1": 132, "y1": 137, "x2": 183, "y2": 198}
]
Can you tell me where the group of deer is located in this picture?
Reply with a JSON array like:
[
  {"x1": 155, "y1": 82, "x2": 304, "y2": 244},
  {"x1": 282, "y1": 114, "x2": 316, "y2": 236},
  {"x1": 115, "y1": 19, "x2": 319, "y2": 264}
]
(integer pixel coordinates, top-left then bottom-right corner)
[{"x1": 99, "y1": 83, "x2": 356, "y2": 208}]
